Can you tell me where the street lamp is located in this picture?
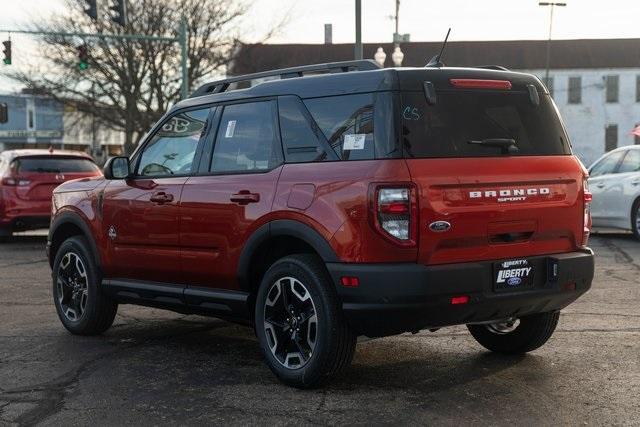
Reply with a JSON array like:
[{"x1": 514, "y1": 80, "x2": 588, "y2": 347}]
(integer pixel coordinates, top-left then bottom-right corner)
[
  {"x1": 539, "y1": 2, "x2": 567, "y2": 83},
  {"x1": 374, "y1": 47, "x2": 387, "y2": 67},
  {"x1": 391, "y1": 46, "x2": 404, "y2": 67}
]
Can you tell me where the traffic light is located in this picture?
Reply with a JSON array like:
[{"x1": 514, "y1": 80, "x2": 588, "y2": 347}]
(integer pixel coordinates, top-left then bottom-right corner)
[
  {"x1": 84, "y1": 0, "x2": 98, "y2": 21},
  {"x1": 2, "y1": 40, "x2": 11, "y2": 65},
  {"x1": 77, "y1": 44, "x2": 89, "y2": 70},
  {"x1": 0, "y1": 103, "x2": 7, "y2": 124},
  {"x1": 110, "y1": 0, "x2": 127, "y2": 27}
]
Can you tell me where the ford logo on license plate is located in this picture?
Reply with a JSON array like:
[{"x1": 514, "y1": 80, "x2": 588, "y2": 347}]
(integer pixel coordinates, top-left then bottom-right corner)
[{"x1": 506, "y1": 277, "x2": 522, "y2": 286}]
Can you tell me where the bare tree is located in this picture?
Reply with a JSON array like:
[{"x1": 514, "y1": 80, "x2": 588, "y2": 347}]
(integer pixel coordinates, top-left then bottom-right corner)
[{"x1": 2, "y1": 0, "x2": 270, "y2": 154}]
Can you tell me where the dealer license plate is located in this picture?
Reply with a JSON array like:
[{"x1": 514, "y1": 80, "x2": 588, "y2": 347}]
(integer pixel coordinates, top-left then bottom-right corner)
[{"x1": 493, "y1": 259, "x2": 535, "y2": 291}]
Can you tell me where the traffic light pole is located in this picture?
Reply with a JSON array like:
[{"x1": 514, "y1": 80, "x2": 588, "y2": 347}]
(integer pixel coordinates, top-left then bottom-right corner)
[
  {"x1": 179, "y1": 18, "x2": 188, "y2": 100},
  {"x1": 1, "y1": 27, "x2": 189, "y2": 98}
]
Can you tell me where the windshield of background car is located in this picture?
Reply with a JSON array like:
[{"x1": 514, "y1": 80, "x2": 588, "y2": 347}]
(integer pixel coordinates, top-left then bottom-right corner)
[{"x1": 401, "y1": 90, "x2": 572, "y2": 158}]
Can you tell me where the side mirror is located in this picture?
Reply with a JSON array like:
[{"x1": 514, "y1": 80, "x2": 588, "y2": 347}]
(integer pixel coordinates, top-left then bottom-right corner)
[{"x1": 103, "y1": 156, "x2": 131, "y2": 180}]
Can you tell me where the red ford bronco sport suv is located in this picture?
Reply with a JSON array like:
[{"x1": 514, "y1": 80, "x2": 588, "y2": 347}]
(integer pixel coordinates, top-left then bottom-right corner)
[
  {"x1": 0, "y1": 149, "x2": 101, "y2": 236},
  {"x1": 47, "y1": 60, "x2": 594, "y2": 388}
]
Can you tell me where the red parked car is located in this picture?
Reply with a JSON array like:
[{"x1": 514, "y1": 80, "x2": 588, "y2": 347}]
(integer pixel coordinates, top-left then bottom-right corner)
[
  {"x1": 0, "y1": 149, "x2": 101, "y2": 236},
  {"x1": 47, "y1": 60, "x2": 594, "y2": 387}
]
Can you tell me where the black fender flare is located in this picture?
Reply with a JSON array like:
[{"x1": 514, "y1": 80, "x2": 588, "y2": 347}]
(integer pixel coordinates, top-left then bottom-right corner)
[
  {"x1": 237, "y1": 219, "x2": 338, "y2": 291},
  {"x1": 48, "y1": 211, "x2": 101, "y2": 270}
]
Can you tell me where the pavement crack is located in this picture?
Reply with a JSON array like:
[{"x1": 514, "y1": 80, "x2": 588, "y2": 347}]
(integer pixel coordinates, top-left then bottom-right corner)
[
  {"x1": 0, "y1": 259, "x2": 47, "y2": 269},
  {"x1": 600, "y1": 238, "x2": 640, "y2": 271},
  {"x1": 0, "y1": 321, "x2": 225, "y2": 425},
  {"x1": 315, "y1": 389, "x2": 328, "y2": 411},
  {"x1": 556, "y1": 327, "x2": 640, "y2": 333},
  {"x1": 562, "y1": 311, "x2": 640, "y2": 318}
]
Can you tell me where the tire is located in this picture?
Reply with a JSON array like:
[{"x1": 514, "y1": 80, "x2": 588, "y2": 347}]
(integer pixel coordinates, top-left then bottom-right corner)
[
  {"x1": 467, "y1": 311, "x2": 560, "y2": 354},
  {"x1": 52, "y1": 236, "x2": 118, "y2": 335},
  {"x1": 254, "y1": 254, "x2": 356, "y2": 388},
  {"x1": 631, "y1": 198, "x2": 640, "y2": 241}
]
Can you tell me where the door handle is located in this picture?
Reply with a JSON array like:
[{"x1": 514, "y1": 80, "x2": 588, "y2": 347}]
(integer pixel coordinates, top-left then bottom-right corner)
[
  {"x1": 150, "y1": 191, "x2": 174, "y2": 204},
  {"x1": 595, "y1": 183, "x2": 605, "y2": 189},
  {"x1": 230, "y1": 190, "x2": 260, "y2": 205},
  {"x1": 631, "y1": 180, "x2": 640, "y2": 187}
]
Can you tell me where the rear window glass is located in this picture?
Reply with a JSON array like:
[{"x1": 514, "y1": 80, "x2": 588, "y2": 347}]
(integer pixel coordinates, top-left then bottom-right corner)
[
  {"x1": 13, "y1": 157, "x2": 99, "y2": 173},
  {"x1": 401, "y1": 90, "x2": 571, "y2": 158},
  {"x1": 303, "y1": 92, "x2": 399, "y2": 161}
]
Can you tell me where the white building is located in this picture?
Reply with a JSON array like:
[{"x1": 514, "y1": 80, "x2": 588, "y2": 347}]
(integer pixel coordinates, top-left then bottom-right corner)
[
  {"x1": 522, "y1": 68, "x2": 639, "y2": 166},
  {"x1": 233, "y1": 38, "x2": 640, "y2": 166}
]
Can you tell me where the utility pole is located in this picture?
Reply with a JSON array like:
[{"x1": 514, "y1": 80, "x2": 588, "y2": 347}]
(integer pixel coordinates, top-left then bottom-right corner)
[
  {"x1": 179, "y1": 18, "x2": 188, "y2": 99},
  {"x1": 539, "y1": 2, "x2": 566, "y2": 83},
  {"x1": 354, "y1": 0, "x2": 362, "y2": 60},
  {"x1": 394, "y1": 0, "x2": 400, "y2": 44}
]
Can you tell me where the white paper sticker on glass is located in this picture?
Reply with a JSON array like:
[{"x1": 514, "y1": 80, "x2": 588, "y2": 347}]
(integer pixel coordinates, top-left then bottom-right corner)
[
  {"x1": 343, "y1": 134, "x2": 366, "y2": 150},
  {"x1": 225, "y1": 120, "x2": 237, "y2": 138}
]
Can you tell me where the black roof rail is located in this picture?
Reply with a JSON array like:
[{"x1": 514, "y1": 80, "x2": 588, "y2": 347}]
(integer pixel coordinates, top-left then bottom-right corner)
[
  {"x1": 190, "y1": 60, "x2": 381, "y2": 98},
  {"x1": 473, "y1": 65, "x2": 510, "y2": 71}
]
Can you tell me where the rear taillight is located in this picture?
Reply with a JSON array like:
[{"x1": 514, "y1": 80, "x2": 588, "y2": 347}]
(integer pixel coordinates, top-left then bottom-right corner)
[
  {"x1": 1, "y1": 177, "x2": 29, "y2": 186},
  {"x1": 1, "y1": 177, "x2": 16, "y2": 186},
  {"x1": 371, "y1": 185, "x2": 417, "y2": 245},
  {"x1": 582, "y1": 178, "x2": 592, "y2": 247}
]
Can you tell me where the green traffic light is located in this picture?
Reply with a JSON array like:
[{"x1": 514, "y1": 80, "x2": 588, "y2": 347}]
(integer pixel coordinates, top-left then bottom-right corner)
[
  {"x1": 3, "y1": 59, "x2": 10, "y2": 65},
  {"x1": 78, "y1": 62, "x2": 88, "y2": 70}
]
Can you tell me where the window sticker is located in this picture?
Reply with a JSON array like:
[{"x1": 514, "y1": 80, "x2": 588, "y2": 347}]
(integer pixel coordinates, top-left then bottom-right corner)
[
  {"x1": 225, "y1": 120, "x2": 237, "y2": 138},
  {"x1": 343, "y1": 134, "x2": 366, "y2": 150}
]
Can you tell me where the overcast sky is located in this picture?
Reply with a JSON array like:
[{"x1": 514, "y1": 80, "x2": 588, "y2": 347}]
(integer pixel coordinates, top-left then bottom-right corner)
[{"x1": 1, "y1": 0, "x2": 640, "y2": 91}]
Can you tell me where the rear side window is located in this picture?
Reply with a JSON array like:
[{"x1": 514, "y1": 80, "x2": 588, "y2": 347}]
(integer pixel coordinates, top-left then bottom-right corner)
[
  {"x1": 210, "y1": 101, "x2": 281, "y2": 173},
  {"x1": 303, "y1": 92, "x2": 399, "y2": 161},
  {"x1": 13, "y1": 157, "x2": 99, "y2": 173},
  {"x1": 278, "y1": 96, "x2": 332, "y2": 163},
  {"x1": 589, "y1": 151, "x2": 625, "y2": 177},
  {"x1": 617, "y1": 150, "x2": 640, "y2": 173},
  {"x1": 401, "y1": 90, "x2": 572, "y2": 158}
]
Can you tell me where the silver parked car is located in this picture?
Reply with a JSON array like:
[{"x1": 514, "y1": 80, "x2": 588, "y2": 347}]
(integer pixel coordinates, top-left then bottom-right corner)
[{"x1": 588, "y1": 145, "x2": 640, "y2": 240}]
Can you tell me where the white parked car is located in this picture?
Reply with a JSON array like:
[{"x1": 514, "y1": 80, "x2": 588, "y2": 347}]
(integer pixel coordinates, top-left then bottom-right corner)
[{"x1": 588, "y1": 145, "x2": 640, "y2": 240}]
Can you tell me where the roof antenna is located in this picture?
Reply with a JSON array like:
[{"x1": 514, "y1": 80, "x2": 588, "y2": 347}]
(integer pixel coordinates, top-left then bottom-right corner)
[{"x1": 426, "y1": 28, "x2": 451, "y2": 68}]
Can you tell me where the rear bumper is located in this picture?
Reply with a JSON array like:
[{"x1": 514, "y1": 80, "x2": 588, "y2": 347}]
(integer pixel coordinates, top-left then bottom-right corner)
[
  {"x1": 0, "y1": 195, "x2": 51, "y2": 231},
  {"x1": 326, "y1": 250, "x2": 594, "y2": 337},
  {"x1": 0, "y1": 215, "x2": 50, "y2": 231}
]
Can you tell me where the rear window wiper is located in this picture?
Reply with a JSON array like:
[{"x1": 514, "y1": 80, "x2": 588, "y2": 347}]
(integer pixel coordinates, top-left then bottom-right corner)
[{"x1": 467, "y1": 138, "x2": 519, "y2": 154}]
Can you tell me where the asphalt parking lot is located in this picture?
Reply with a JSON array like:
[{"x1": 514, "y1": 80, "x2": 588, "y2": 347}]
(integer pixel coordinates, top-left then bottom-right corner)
[{"x1": 0, "y1": 234, "x2": 638, "y2": 426}]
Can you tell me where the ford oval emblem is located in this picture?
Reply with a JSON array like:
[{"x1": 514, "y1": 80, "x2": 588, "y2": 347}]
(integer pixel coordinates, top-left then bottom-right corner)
[
  {"x1": 428, "y1": 221, "x2": 451, "y2": 233},
  {"x1": 507, "y1": 277, "x2": 522, "y2": 286}
]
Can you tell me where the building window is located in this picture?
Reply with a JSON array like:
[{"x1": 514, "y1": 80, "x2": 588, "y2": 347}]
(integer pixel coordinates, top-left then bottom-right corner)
[
  {"x1": 605, "y1": 124, "x2": 618, "y2": 152},
  {"x1": 541, "y1": 76, "x2": 554, "y2": 97},
  {"x1": 636, "y1": 76, "x2": 640, "y2": 102},
  {"x1": 568, "y1": 76, "x2": 581, "y2": 104},
  {"x1": 605, "y1": 75, "x2": 619, "y2": 103}
]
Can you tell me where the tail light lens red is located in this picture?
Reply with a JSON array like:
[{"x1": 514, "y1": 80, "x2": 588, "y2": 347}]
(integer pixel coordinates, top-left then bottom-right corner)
[
  {"x1": 1, "y1": 177, "x2": 17, "y2": 186},
  {"x1": 450, "y1": 295, "x2": 470, "y2": 305},
  {"x1": 449, "y1": 79, "x2": 512, "y2": 90},
  {"x1": 1, "y1": 177, "x2": 29, "y2": 186},
  {"x1": 371, "y1": 185, "x2": 417, "y2": 246},
  {"x1": 582, "y1": 178, "x2": 592, "y2": 247}
]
